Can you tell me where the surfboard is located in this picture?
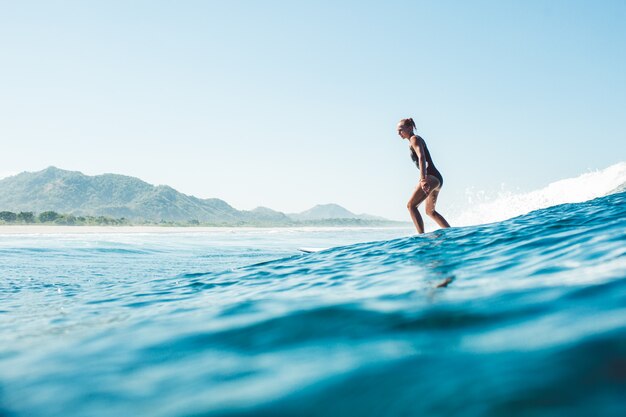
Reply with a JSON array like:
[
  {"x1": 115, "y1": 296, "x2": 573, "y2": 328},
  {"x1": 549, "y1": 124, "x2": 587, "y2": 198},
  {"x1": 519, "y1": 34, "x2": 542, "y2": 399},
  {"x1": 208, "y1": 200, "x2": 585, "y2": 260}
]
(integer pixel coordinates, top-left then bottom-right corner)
[{"x1": 298, "y1": 247, "x2": 328, "y2": 253}]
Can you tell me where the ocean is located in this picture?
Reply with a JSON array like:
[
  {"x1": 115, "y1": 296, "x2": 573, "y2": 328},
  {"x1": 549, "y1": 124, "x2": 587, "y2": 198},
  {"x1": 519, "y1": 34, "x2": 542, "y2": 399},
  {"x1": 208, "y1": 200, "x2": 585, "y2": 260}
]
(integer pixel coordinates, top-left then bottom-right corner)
[{"x1": 1, "y1": 164, "x2": 625, "y2": 417}]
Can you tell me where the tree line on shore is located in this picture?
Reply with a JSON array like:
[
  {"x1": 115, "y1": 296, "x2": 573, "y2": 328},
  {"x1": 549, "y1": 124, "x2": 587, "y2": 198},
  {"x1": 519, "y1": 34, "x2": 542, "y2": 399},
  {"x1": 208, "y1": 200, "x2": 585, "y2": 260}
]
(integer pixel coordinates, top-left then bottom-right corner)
[
  {"x1": 0, "y1": 211, "x2": 129, "y2": 226},
  {"x1": 0, "y1": 210, "x2": 405, "y2": 227}
]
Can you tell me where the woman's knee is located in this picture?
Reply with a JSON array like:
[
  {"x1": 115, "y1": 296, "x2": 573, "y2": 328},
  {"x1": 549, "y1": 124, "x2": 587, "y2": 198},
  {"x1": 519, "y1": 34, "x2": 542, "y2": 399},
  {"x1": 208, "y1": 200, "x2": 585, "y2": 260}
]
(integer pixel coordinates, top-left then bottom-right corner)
[{"x1": 407, "y1": 199, "x2": 421, "y2": 210}]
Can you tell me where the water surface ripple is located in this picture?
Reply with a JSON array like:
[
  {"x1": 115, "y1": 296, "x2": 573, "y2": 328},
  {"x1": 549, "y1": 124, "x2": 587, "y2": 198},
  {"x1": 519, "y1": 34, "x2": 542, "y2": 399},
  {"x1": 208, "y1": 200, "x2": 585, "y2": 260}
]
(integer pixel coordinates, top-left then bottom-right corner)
[{"x1": 1, "y1": 193, "x2": 625, "y2": 416}]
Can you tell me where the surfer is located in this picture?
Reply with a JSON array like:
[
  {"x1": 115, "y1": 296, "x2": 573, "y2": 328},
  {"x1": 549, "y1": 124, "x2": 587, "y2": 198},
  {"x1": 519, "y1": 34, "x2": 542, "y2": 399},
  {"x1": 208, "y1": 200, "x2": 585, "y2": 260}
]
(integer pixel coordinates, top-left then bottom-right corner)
[{"x1": 397, "y1": 118, "x2": 451, "y2": 234}]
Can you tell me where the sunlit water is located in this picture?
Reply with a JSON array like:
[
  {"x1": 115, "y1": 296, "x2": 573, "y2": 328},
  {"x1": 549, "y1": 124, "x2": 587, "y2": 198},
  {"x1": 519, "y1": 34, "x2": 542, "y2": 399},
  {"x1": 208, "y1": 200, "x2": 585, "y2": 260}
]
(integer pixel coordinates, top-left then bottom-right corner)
[{"x1": 1, "y1": 190, "x2": 626, "y2": 416}]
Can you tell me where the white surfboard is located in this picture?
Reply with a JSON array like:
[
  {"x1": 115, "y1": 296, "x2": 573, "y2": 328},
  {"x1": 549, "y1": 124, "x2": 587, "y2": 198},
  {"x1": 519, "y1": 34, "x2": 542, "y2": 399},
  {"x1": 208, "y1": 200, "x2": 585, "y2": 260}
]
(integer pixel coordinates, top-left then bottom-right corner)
[{"x1": 298, "y1": 247, "x2": 328, "y2": 253}]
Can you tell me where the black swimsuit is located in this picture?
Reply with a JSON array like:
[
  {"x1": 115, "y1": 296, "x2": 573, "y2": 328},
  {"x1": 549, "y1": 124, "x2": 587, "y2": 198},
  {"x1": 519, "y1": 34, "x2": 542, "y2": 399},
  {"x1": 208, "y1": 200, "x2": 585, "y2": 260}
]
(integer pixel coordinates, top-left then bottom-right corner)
[{"x1": 410, "y1": 136, "x2": 444, "y2": 186}]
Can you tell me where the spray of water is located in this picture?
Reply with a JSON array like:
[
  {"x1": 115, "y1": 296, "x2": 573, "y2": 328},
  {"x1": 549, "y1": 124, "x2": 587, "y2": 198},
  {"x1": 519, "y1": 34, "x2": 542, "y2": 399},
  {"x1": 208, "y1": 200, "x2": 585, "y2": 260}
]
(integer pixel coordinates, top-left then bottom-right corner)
[{"x1": 451, "y1": 162, "x2": 626, "y2": 227}]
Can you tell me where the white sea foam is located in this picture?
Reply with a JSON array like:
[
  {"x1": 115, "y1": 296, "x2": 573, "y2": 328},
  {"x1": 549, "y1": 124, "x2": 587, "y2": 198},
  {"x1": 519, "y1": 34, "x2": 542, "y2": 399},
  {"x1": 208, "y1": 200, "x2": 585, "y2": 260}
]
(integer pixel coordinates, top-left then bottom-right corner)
[{"x1": 452, "y1": 162, "x2": 626, "y2": 227}]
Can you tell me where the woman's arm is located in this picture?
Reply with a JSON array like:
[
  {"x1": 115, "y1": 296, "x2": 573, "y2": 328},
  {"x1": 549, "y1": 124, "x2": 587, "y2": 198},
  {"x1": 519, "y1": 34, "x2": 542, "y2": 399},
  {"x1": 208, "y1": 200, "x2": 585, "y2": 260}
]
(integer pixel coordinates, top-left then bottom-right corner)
[{"x1": 410, "y1": 136, "x2": 431, "y2": 194}]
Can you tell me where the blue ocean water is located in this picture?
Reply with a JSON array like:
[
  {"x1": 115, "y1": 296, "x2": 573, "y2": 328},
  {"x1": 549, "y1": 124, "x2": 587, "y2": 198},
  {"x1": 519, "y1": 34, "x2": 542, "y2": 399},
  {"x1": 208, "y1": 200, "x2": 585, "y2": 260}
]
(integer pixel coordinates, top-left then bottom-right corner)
[{"x1": 1, "y1": 192, "x2": 625, "y2": 417}]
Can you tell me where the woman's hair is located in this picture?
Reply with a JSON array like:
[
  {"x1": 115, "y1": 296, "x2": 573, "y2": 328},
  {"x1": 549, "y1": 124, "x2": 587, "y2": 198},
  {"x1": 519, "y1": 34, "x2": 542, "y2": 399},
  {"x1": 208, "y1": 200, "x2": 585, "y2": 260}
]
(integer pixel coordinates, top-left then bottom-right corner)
[{"x1": 399, "y1": 118, "x2": 416, "y2": 131}]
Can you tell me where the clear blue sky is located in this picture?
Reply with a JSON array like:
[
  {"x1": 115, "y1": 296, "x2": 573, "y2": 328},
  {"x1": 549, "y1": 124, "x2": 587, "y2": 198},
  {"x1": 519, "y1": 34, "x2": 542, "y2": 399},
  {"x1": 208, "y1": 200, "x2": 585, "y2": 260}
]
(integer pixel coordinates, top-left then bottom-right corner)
[{"x1": 1, "y1": 1, "x2": 624, "y2": 220}]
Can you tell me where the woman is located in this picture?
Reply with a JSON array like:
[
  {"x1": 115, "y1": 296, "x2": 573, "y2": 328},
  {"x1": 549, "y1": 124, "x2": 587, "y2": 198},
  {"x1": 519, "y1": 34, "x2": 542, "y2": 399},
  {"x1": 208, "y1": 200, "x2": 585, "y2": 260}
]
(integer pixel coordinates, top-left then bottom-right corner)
[{"x1": 397, "y1": 118, "x2": 451, "y2": 234}]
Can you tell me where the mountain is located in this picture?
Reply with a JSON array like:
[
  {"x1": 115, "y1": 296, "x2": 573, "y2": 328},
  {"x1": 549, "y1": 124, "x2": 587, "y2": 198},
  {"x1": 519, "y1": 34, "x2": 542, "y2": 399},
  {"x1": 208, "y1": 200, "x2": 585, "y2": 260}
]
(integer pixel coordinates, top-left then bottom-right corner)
[
  {"x1": 0, "y1": 167, "x2": 401, "y2": 226},
  {"x1": 244, "y1": 207, "x2": 291, "y2": 223},
  {"x1": 289, "y1": 203, "x2": 359, "y2": 221},
  {"x1": 288, "y1": 204, "x2": 390, "y2": 222},
  {"x1": 0, "y1": 167, "x2": 241, "y2": 223}
]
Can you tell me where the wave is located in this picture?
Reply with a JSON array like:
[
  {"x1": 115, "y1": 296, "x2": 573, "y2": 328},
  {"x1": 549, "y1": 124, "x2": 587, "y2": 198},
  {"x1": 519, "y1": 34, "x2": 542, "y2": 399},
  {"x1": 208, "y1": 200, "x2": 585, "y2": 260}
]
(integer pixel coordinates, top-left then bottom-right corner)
[
  {"x1": 453, "y1": 162, "x2": 626, "y2": 226},
  {"x1": 144, "y1": 191, "x2": 626, "y2": 416},
  {"x1": 2, "y1": 191, "x2": 625, "y2": 417}
]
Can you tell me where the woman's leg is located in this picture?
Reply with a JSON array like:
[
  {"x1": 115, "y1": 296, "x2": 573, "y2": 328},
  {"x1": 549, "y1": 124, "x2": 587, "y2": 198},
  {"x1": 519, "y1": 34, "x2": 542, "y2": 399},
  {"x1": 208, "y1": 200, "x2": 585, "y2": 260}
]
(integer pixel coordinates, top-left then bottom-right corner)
[
  {"x1": 424, "y1": 183, "x2": 451, "y2": 229},
  {"x1": 407, "y1": 176, "x2": 440, "y2": 234},
  {"x1": 407, "y1": 186, "x2": 427, "y2": 233}
]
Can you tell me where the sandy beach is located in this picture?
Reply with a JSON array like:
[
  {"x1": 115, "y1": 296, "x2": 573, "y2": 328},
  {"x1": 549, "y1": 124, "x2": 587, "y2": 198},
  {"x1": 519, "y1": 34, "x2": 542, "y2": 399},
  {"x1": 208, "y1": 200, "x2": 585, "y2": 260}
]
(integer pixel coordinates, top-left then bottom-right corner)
[
  {"x1": 0, "y1": 225, "x2": 249, "y2": 234},
  {"x1": 0, "y1": 225, "x2": 406, "y2": 235}
]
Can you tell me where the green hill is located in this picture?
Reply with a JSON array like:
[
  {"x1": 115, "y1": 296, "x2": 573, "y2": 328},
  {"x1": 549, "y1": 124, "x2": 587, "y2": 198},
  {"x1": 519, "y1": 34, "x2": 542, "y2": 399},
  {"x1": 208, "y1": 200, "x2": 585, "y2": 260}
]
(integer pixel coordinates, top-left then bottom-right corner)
[
  {"x1": 0, "y1": 167, "x2": 403, "y2": 226},
  {"x1": 0, "y1": 167, "x2": 241, "y2": 223}
]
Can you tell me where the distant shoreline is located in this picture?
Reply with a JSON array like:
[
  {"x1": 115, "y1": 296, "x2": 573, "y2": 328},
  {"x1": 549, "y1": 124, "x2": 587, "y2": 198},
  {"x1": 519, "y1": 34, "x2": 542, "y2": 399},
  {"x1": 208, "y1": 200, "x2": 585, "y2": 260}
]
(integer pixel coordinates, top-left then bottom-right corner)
[
  {"x1": 1, "y1": 167, "x2": 403, "y2": 228},
  {"x1": 0, "y1": 225, "x2": 412, "y2": 235}
]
